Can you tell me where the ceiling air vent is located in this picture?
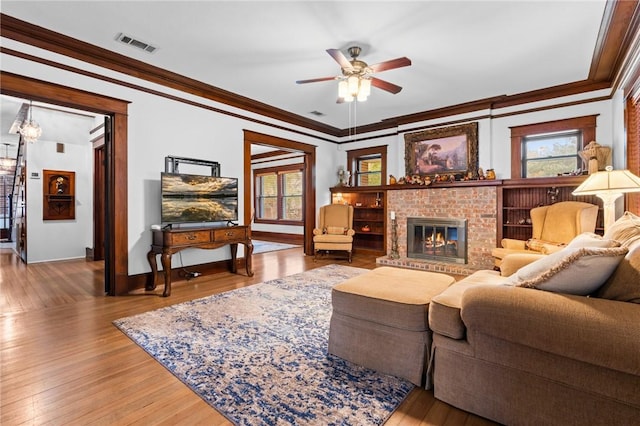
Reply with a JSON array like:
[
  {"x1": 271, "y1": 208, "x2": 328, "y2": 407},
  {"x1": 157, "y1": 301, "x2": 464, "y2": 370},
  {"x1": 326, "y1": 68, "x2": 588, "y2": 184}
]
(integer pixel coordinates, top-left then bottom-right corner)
[{"x1": 115, "y1": 33, "x2": 158, "y2": 53}]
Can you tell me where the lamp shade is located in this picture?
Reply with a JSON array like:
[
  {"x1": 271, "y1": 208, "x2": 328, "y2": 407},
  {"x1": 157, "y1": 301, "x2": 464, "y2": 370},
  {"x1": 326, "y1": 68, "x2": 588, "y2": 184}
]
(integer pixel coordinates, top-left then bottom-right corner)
[
  {"x1": 572, "y1": 166, "x2": 640, "y2": 232},
  {"x1": 572, "y1": 166, "x2": 640, "y2": 196}
]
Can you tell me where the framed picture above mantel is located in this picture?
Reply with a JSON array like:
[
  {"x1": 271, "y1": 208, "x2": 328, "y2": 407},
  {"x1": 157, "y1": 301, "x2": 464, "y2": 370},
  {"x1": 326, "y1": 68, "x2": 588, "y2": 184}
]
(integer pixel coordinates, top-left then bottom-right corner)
[{"x1": 404, "y1": 122, "x2": 479, "y2": 179}]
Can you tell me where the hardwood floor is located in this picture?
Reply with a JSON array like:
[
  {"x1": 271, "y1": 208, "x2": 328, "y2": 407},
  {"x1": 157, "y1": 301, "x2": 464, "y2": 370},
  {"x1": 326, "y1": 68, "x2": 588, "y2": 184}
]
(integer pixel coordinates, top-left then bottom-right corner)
[{"x1": 0, "y1": 246, "x2": 497, "y2": 425}]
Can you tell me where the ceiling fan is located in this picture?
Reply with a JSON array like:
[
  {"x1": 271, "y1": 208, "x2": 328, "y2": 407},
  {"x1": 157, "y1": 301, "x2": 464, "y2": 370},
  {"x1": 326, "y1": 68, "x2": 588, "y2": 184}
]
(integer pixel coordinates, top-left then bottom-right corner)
[{"x1": 296, "y1": 46, "x2": 411, "y2": 102}]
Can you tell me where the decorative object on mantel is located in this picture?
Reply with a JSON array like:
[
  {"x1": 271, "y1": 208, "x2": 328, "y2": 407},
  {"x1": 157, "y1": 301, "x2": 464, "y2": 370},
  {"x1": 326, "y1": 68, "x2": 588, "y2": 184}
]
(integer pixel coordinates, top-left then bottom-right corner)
[
  {"x1": 486, "y1": 169, "x2": 496, "y2": 180},
  {"x1": 579, "y1": 141, "x2": 611, "y2": 175},
  {"x1": 337, "y1": 167, "x2": 351, "y2": 187},
  {"x1": 404, "y1": 122, "x2": 479, "y2": 179},
  {"x1": 572, "y1": 166, "x2": 640, "y2": 232}
]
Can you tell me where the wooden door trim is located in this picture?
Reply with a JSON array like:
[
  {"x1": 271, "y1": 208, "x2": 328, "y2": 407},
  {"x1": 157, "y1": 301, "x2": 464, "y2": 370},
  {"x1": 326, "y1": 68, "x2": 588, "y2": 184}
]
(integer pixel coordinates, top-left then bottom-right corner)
[
  {"x1": 0, "y1": 71, "x2": 129, "y2": 295},
  {"x1": 243, "y1": 130, "x2": 316, "y2": 255}
]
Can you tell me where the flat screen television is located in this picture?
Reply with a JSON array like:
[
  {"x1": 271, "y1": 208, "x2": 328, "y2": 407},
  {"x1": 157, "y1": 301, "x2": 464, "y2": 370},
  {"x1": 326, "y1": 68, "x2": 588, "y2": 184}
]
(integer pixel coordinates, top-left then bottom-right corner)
[{"x1": 161, "y1": 172, "x2": 238, "y2": 225}]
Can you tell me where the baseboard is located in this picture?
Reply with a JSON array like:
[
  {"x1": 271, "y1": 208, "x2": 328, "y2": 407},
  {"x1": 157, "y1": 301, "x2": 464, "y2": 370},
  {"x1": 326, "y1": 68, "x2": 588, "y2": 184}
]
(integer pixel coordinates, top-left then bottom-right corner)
[{"x1": 251, "y1": 231, "x2": 303, "y2": 245}]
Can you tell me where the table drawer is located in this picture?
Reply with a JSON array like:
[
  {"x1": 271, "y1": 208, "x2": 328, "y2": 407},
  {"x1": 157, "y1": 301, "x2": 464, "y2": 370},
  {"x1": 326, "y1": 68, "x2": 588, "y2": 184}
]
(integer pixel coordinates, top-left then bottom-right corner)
[
  {"x1": 168, "y1": 230, "x2": 211, "y2": 245},
  {"x1": 213, "y1": 227, "x2": 247, "y2": 242}
]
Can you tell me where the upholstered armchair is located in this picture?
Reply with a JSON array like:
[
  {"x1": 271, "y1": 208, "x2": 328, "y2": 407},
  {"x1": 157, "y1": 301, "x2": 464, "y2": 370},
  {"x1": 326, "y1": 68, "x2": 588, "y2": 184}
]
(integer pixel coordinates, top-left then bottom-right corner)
[
  {"x1": 313, "y1": 204, "x2": 355, "y2": 262},
  {"x1": 492, "y1": 201, "x2": 599, "y2": 268}
]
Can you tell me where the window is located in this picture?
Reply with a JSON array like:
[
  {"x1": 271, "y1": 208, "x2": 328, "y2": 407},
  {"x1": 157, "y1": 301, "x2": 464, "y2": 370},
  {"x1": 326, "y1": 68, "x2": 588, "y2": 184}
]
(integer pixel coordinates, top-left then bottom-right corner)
[
  {"x1": 522, "y1": 130, "x2": 581, "y2": 177},
  {"x1": 510, "y1": 115, "x2": 597, "y2": 178},
  {"x1": 254, "y1": 165, "x2": 303, "y2": 224},
  {"x1": 347, "y1": 145, "x2": 387, "y2": 187}
]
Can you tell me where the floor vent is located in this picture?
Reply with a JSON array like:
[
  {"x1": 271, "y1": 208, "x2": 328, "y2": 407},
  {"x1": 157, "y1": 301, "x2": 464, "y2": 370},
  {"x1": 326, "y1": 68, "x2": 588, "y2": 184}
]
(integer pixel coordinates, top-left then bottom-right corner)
[{"x1": 115, "y1": 33, "x2": 157, "y2": 53}]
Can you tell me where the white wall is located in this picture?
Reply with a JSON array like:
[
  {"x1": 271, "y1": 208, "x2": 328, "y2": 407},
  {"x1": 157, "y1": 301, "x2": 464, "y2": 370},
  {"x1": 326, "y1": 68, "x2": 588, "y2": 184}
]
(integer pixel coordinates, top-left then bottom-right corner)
[
  {"x1": 26, "y1": 114, "x2": 94, "y2": 263},
  {"x1": 1, "y1": 37, "x2": 340, "y2": 275},
  {"x1": 337, "y1": 90, "x2": 621, "y2": 182}
]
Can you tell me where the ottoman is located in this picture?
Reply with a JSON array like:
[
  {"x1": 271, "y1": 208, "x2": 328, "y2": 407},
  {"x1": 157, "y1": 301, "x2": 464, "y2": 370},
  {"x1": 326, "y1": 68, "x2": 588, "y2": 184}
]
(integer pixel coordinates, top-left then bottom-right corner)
[{"x1": 328, "y1": 266, "x2": 455, "y2": 388}]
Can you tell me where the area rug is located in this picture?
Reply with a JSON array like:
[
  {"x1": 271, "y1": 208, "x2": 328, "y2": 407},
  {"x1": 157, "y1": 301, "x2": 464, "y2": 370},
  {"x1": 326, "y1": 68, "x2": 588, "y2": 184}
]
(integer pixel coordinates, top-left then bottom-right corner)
[
  {"x1": 114, "y1": 264, "x2": 414, "y2": 425},
  {"x1": 252, "y1": 239, "x2": 300, "y2": 254}
]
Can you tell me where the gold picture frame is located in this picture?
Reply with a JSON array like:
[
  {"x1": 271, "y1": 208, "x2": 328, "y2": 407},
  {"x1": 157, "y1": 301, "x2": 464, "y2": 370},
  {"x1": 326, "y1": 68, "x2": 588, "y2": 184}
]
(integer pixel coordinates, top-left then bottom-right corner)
[{"x1": 404, "y1": 122, "x2": 479, "y2": 178}]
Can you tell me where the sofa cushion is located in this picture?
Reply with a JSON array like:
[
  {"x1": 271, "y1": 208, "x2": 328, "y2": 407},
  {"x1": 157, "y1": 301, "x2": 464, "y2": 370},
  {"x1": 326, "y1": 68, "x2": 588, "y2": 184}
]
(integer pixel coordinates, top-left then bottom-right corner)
[
  {"x1": 595, "y1": 238, "x2": 640, "y2": 303},
  {"x1": 603, "y1": 211, "x2": 640, "y2": 247},
  {"x1": 325, "y1": 226, "x2": 347, "y2": 235},
  {"x1": 429, "y1": 270, "x2": 506, "y2": 339},
  {"x1": 504, "y1": 246, "x2": 628, "y2": 295},
  {"x1": 566, "y1": 232, "x2": 620, "y2": 249}
]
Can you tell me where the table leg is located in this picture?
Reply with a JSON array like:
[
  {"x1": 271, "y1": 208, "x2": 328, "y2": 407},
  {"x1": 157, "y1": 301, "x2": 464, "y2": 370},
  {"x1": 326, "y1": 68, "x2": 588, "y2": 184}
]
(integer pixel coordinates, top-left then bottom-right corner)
[
  {"x1": 161, "y1": 252, "x2": 172, "y2": 297},
  {"x1": 245, "y1": 242, "x2": 254, "y2": 277},
  {"x1": 229, "y1": 243, "x2": 238, "y2": 273},
  {"x1": 146, "y1": 250, "x2": 158, "y2": 291}
]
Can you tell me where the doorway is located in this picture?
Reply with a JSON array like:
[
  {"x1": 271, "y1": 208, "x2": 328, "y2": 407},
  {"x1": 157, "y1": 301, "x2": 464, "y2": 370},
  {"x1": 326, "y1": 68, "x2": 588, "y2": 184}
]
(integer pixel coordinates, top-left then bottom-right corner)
[
  {"x1": 243, "y1": 130, "x2": 316, "y2": 255},
  {"x1": 1, "y1": 72, "x2": 129, "y2": 295}
]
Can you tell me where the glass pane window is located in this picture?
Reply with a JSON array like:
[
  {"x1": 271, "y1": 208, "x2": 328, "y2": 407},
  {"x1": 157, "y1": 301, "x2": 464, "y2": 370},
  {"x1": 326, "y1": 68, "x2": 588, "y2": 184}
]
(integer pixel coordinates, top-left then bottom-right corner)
[
  {"x1": 254, "y1": 166, "x2": 303, "y2": 223},
  {"x1": 522, "y1": 131, "x2": 581, "y2": 177},
  {"x1": 356, "y1": 156, "x2": 382, "y2": 186}
]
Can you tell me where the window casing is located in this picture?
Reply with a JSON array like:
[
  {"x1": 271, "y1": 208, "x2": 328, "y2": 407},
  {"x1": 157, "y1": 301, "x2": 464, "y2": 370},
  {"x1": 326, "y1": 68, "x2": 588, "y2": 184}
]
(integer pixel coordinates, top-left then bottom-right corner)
[
  {"x1": 347, "y1": 145, "x2": 387, "y2": 187},
  {"x1": 510, "y1": 115, "x2": 597, "y2": 178},
  {"x1": 254, "y1": 164, "x2": 303, "y2": 224}
]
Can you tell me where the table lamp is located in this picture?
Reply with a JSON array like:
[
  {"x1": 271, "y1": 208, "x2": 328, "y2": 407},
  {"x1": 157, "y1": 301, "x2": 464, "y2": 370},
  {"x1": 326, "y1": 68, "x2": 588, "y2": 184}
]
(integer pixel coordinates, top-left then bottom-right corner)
[{"x1": 572, "y1": 166, "x2": 640, "y2": 232}]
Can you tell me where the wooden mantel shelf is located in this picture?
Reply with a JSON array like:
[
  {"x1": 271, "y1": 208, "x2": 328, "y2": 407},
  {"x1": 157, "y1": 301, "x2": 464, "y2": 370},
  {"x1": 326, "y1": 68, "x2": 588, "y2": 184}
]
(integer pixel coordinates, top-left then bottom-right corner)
[{"x1": 330, "y1": 175, "x2": 587, "y2": 193}]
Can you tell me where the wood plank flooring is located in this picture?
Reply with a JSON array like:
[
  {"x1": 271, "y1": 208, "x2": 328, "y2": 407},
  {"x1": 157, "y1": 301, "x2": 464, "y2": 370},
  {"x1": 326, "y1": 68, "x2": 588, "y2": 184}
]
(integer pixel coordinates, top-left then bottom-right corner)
[{"x1": 0, "y1": 246, "x2": 498, "y2": 425}]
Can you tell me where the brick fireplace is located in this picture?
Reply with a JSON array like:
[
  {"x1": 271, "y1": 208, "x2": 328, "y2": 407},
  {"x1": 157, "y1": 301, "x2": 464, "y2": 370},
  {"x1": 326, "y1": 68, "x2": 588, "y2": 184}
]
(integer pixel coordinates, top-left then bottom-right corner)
[{"x1": 377, "y1": 183, "x2": 498, "y2": 275}]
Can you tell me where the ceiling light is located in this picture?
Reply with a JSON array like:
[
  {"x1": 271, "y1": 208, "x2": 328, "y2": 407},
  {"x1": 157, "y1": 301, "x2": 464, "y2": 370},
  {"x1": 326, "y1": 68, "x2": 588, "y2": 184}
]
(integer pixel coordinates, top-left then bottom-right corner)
[
  {"x1": 0, "y1": 143, "x2": 16, "y2": 175},
  {"x1": 19, "y1": 101, "x2": 42, "y2": 143}
]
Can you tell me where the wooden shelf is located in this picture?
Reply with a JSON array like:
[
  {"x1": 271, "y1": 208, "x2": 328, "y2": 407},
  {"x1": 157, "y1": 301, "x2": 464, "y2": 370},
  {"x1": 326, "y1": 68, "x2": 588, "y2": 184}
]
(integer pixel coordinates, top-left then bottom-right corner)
[
  {"x1": 330, "y1": 187, "x2": 386, "y2": 255},
  {"x1": 497, "y1": 176, "x2": 604, "y2": 243}
]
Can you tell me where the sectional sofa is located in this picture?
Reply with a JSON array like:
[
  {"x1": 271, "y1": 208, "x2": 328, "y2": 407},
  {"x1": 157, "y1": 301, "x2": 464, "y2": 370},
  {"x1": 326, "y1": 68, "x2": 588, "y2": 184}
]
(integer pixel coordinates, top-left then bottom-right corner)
[{"x1": 428, "y1": 212, "x2": 640, "y2": 425}]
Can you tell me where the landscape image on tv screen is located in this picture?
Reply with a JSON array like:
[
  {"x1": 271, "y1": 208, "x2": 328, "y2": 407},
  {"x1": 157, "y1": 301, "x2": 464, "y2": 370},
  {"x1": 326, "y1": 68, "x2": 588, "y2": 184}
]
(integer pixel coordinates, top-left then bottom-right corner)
[{"x1": 161, "y1": 173, "x2": 238, "y2": 224}]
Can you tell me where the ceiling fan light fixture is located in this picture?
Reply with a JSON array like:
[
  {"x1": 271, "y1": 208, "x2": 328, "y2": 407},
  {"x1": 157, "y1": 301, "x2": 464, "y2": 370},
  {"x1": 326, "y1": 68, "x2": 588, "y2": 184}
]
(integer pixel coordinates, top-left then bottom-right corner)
[
  {"x1": 338, "y1": 80, "x2": 349, "y2": 99},
  {"x1": 347, "y1": 75, "x2": 360, "y2": 96}
]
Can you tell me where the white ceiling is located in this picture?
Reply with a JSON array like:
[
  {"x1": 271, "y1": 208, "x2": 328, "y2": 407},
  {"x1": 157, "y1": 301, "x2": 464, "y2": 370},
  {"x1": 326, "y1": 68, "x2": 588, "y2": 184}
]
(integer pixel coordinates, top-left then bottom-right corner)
[{"x1": 0, "y1": 1, "x2": 608, "y2": 131}]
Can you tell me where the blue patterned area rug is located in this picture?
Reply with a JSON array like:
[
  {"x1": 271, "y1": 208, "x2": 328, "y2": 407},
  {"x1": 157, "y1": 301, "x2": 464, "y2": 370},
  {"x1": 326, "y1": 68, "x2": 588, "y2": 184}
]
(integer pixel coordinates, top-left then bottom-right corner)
[
  {"x1": 252, "y1": 239, "x2": 301, "y2": 254},
  {"x1": 114, "y1": 264, "x2": 414, "y2": 425}
]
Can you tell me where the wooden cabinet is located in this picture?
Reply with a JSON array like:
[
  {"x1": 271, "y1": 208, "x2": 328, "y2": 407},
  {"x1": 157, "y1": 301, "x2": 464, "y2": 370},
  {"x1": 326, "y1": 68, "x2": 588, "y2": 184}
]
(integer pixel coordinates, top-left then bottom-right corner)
[
  {"x1": 330, "y1": 187, "x2": 386, "y2": 255},
  {"x1": 43, "y1": 169, "x2": 75, "y2": 220},
  {"x1": 497, "y1": 176, "x2": 604, "y2": 243},
  {"x1": 147, "y1": 225, "x2": 253, "y2": 297}
]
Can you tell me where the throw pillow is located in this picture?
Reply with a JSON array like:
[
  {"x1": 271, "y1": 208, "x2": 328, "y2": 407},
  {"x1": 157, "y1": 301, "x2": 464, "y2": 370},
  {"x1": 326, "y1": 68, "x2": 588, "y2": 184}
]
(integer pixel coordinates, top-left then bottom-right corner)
[
  {"x1": 566, "y1": 232, "x2": 620, "y2": 249},
  {"x1": 604, "y1": 211, "x2": 640, "y2": 247},
  {"x1": 525, "y1": 238, "x2": 566, "y2": 254},
  {"x1": 504, "y1": 246, "x2": 628, "y2": 295},
  {"x1": 326, "y1": 226, "x2": 346, "y2": 235}
]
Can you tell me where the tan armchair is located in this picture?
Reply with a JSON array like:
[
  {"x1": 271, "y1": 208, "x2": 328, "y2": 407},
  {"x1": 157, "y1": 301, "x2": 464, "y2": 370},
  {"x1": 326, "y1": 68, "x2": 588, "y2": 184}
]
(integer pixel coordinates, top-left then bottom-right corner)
[
  {"x1": 492, "y1": 201, "x2": 599, "y2": 268},
  {"x1": 313, "y1": 204, "x2": 355, "y2": 262}
]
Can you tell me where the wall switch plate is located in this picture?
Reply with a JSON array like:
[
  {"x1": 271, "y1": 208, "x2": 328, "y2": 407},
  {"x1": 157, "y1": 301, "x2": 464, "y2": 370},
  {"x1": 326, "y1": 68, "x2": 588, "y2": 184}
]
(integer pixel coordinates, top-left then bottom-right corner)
[{"x1": 30, "y1": 171, "x2": 40, "y2": 179}]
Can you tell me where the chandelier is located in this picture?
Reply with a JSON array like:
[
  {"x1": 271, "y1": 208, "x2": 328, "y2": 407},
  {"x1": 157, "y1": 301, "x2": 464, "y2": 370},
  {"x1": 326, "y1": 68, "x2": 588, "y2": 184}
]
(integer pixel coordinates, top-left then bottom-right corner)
[
  {"x1": 19, "y1": 100, "x2": 42, "y2": 143},
  {"x1": 0, "y1": 143, "x2": 16, "y2": 175}
]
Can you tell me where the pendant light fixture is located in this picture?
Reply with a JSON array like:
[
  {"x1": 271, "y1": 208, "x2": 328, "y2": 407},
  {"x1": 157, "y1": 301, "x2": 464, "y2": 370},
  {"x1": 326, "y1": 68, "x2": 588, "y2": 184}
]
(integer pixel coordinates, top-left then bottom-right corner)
[
  {"x1": 0, "y1": 143, "x2": 16, "y2": 175},
  {"x1": 19, "y1": 100, "x2": 42, "y2": 143}
]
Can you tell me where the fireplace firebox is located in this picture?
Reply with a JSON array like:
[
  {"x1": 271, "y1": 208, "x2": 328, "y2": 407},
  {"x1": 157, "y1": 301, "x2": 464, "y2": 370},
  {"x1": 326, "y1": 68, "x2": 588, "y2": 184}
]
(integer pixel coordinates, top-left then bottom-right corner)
[{"x1": 407, "y1": 217, "x2": 468, "y2": 264}]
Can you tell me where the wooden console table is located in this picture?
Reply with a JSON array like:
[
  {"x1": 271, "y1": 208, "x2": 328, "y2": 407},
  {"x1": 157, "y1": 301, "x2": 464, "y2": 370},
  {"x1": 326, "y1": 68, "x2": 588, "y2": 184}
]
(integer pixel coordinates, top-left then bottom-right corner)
[{"x1": 147, "y1": 225, "x2": 254, "y2": 297}]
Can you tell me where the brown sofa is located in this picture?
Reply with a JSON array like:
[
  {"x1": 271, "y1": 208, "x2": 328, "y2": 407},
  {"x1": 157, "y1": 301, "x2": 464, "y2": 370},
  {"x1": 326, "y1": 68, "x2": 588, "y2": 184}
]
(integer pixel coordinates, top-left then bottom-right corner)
[{"x1": 428, "y1": 212, "x2": 640, "y2": 425}]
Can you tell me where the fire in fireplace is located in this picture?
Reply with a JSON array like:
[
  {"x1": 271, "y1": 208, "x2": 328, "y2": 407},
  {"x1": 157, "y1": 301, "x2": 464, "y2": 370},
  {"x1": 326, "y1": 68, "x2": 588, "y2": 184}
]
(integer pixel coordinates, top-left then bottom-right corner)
[{"x1": 407, "y1": 217, "x2": 468, "y2": 264}]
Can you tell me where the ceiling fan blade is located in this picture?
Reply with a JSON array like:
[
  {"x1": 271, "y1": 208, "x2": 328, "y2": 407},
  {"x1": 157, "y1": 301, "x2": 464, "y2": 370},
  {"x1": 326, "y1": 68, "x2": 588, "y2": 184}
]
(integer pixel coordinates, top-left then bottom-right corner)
[
  {"x1": 326, "y1": 48, "x2": 354, "y2": 71},
  {"x1": 296, "y1": 76, "x2": 336, "y2": 84},
  {"x1": 369, "y1": 57, "x2": 412, "y2": 73},
  {"x1": 336, "y1": 97, "x2": 345, "y2": 104},
  {"x1": 371, "y1": 77, "x2": 403, "y2": 94}
]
